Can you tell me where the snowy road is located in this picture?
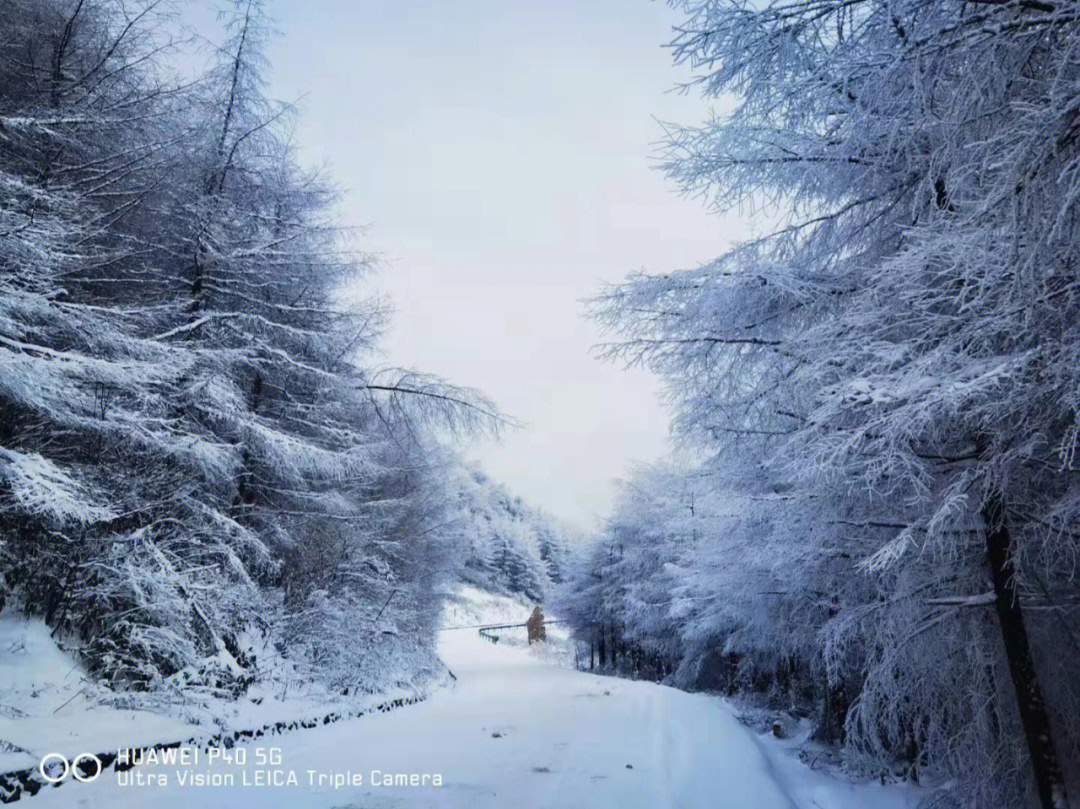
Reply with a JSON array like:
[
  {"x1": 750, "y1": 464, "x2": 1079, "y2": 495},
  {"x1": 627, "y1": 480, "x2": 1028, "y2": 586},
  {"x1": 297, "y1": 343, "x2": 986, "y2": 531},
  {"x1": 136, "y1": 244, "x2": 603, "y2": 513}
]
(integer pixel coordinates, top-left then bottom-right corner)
[{"x1": 30, "y1": 626, "x2": 806, "y2": 809}]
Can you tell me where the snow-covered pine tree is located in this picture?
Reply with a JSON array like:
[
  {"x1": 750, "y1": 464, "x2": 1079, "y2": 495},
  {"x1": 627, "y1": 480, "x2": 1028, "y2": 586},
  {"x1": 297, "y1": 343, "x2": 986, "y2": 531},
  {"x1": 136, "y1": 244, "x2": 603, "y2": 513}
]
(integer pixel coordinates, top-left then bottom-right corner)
[
  {"x1": 0, "y1": 0, "x2": 266, "y2": 690},
  {"x1": 0, "y1": 0, "x2": 501, "y2": 701},
  {"x1": 445, "y1": 462, "x2": 567, "y2": 600},
  {"x1": 588, "y1": 1, "x2": 1080, "y2": 805},
  {"x1": 537, "y1": 524, "x2": 566, "y2": 585}
]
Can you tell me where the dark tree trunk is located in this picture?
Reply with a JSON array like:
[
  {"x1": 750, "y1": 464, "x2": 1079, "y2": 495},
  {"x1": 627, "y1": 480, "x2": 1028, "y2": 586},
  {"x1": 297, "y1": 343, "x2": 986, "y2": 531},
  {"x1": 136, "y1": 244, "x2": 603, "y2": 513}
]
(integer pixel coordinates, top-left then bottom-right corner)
[
  {"x1": 815, "y1": 681, "x2": 849, "y2": 746},
  {"x1": 983, "y1": 493, "x2": 1068, "y2": 809}
]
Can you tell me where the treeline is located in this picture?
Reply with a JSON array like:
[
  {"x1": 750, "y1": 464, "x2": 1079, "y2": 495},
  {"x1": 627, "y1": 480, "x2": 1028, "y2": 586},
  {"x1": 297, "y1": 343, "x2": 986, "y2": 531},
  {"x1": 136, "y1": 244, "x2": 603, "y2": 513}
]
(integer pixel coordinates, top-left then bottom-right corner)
[
  {"x1": 560, "y1": 1, "x2": 1080, "y2": 808},
  {"x1": 449, "y1": 465, "x2": 568, "y2": 604},
  {"x1": 0, "y1": 0, "x2": 497, "y2": 703}
]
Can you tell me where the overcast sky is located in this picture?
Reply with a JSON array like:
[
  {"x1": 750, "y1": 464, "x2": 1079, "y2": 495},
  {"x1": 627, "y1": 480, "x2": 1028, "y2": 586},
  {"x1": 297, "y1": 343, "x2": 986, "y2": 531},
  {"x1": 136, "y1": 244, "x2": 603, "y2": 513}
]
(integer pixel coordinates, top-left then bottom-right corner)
[{"x1": 252, "y1": 0, "x2": 739, "y2": 528}]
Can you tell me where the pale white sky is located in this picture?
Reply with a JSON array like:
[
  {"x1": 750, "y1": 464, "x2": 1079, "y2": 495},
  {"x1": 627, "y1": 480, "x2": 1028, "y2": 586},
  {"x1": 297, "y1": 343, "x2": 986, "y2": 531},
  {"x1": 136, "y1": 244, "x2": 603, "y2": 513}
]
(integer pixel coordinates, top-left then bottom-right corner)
[{"x1": 254, "y1": 0, "x2": 740, "y2": 528}]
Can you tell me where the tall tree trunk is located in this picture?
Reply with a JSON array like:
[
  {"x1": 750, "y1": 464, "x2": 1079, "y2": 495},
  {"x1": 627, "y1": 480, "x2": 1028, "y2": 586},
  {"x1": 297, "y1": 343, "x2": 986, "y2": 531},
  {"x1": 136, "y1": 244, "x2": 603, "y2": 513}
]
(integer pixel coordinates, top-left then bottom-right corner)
[
  {"x1": 983, "y1": 493, "x2": 1068, "y2": 809},
  {"x1": 815, "y1": 680, "x2": 849, "y2": 746}
]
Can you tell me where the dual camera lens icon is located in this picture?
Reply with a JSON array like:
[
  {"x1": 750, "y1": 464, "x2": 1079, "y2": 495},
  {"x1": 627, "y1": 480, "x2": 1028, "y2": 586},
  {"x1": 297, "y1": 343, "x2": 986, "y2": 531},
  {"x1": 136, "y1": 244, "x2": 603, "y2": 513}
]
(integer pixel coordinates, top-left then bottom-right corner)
[{"x1": 39, "y1": 752, "x2": 103, "y2": 783}]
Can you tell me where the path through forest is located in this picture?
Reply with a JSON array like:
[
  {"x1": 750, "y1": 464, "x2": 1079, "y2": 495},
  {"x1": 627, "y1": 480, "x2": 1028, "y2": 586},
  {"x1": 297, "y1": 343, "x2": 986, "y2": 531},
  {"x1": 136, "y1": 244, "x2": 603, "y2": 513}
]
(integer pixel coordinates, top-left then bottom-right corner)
[{"x1": 30, "y1": 625, "x2": 918, "y2": 809}]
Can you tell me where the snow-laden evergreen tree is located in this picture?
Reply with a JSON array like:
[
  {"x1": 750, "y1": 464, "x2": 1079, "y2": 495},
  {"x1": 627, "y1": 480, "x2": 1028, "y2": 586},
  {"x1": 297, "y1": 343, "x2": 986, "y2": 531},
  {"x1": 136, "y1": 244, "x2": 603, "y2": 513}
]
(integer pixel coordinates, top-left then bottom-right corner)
[
  {"x1": 446, "y1": 464, "x2": 566, "y2": 602},
  {"x1": 0, "y1": 0, "x2": 260, "y2": 691},
  {"x1": 559, "y1": 461, "x2": 875, "y2": 727},
  {"x1": 537, "y1": 523, "x2": 567, "y2": 585},
  {"x1": 0, "y1": 0, "x2": 500, "y2": 705},
  {"x1": 582, "y1": 1, "x2": 1080, "y2": 806}
]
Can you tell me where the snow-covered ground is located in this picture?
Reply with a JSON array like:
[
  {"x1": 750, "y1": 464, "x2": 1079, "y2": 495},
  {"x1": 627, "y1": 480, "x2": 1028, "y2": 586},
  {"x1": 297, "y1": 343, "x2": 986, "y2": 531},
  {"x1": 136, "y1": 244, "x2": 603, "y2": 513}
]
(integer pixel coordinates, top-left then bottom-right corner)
[
  {"x1": 0, "y1": 613, "x2": 430, "y2": 778},
  {"x1": 0, "y1": 615, "x2": 197, "y2": 774},
  {"x1": 5, "y1": 589, "x2": 926, "y2": 808}
]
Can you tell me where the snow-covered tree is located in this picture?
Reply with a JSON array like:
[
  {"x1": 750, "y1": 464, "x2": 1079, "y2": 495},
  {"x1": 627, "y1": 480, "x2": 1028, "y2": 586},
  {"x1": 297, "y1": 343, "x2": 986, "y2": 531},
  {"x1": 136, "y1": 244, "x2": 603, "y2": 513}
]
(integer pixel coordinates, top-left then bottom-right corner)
[
  {"x1": 537, "y1": 524, "x2": 567, "y2": 585},
  {"x1": 445, "y1": 464, "x2": 566, "y2": 602},
  {"x1": 584, "y1": 1, "x2": 1080, "y2": 806},
  {"x1": 0, "y1": 0, "x2": 500, "y2": 704}
]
